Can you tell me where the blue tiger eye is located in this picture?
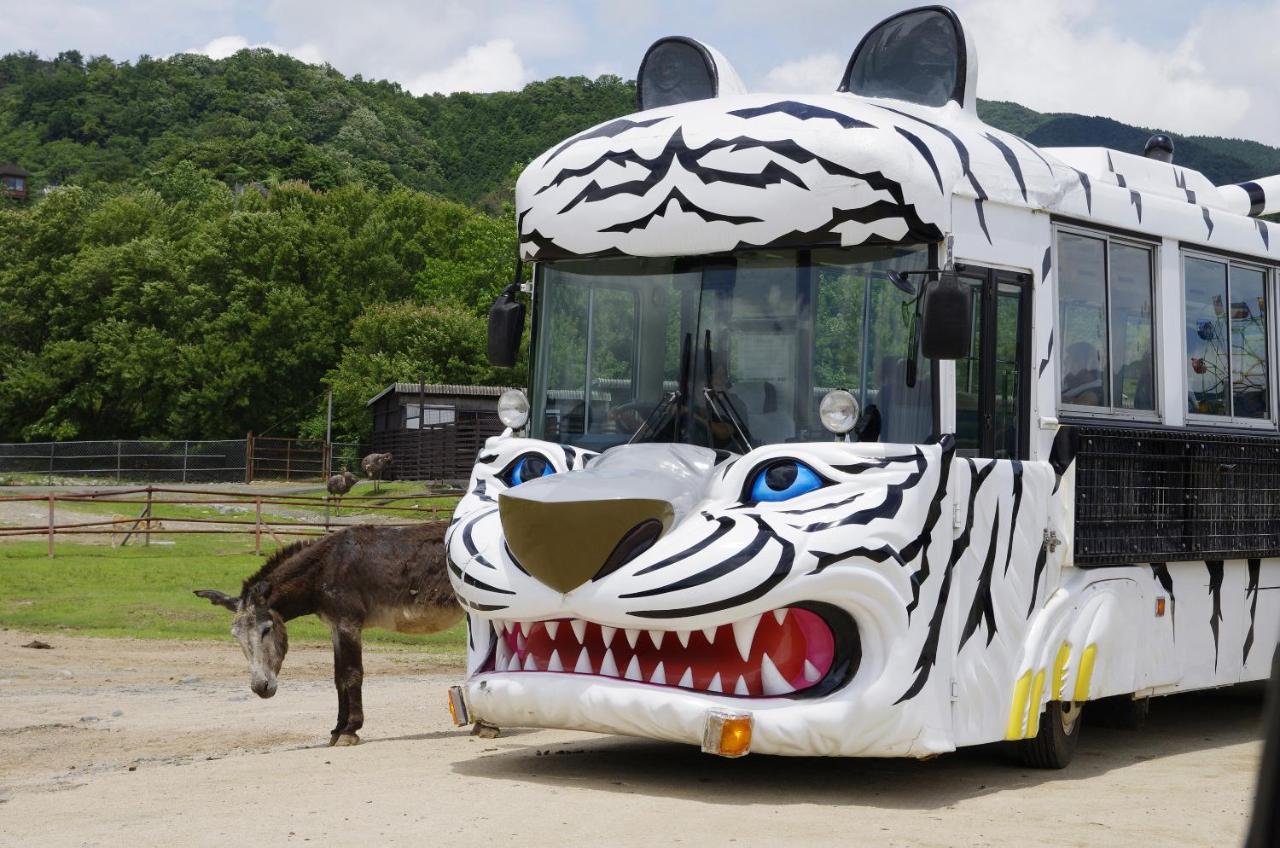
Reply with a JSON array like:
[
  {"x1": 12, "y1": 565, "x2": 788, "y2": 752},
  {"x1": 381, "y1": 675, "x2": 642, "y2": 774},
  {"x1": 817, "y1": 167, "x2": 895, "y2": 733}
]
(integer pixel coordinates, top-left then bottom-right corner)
[
  {"x1": 509, "y1": 455, "x2": 554, "y2": 486},
  {"x1": 750, "y1": 461, "x2": 823, "y2": 502}
]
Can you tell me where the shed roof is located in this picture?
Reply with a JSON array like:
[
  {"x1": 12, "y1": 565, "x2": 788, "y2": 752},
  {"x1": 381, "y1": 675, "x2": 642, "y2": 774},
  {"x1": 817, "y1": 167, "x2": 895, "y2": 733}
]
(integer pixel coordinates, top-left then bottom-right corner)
[
  {"x1": 366, "y1": 382, "x2": 521, "y2": 407},
  {"x1": 0, "y1": 163, "x2": 30, "y2": 177}
]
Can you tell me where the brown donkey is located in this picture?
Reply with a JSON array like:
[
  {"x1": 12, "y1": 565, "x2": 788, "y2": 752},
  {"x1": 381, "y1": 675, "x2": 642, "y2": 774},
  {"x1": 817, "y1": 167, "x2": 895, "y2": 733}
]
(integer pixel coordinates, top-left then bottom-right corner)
[{"x1": 195, "y1": 522, "x2": 461, "y2": 746}]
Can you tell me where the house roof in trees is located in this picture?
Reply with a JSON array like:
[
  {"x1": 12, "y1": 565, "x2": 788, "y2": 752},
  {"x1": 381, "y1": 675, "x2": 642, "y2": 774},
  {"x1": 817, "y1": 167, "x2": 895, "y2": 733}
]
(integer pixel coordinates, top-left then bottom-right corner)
[
  {"x1": 0, "y1": 163, "x2": 30, "y2": 177},
  {"x1": 366, "y1": 383, "x2": 521, "y2": 407}
]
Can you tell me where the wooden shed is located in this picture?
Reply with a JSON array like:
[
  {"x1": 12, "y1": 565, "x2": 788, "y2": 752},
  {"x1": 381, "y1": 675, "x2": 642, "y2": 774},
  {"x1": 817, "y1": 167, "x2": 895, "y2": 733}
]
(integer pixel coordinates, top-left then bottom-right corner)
[{"x1": 367, "y1": 382, "x2": 517, "y2": 482}]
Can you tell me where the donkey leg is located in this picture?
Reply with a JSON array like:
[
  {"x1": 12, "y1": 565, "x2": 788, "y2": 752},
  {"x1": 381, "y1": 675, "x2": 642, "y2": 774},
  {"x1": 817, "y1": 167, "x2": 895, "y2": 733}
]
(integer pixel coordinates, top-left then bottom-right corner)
[
  {"x1": 332, "y1": 626, "x2": 364, "y2": 746},
  {"x1": 329, "y1": 627, "x2": 350, "y2": 746}
]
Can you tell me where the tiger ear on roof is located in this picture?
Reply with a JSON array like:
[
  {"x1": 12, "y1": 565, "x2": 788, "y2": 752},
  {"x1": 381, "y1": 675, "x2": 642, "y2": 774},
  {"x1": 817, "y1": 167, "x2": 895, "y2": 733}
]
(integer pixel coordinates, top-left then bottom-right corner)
[
  {"x1": 839, "y1": 5, "x2": 979, "y2": 111},
  {"x1": 636, "y1": 36, "x2": 747, "y2": 111}
]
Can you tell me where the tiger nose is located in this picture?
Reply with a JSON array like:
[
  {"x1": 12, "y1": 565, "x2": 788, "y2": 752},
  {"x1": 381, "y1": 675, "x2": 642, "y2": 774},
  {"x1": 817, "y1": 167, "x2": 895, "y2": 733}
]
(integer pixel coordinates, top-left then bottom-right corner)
[{"x1": 498, "y1": 494, "x2": 675, "y2": 593}]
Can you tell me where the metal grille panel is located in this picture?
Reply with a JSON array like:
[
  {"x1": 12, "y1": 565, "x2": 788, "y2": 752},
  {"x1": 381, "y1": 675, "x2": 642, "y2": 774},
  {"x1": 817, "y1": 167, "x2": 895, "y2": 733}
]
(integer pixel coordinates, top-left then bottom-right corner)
[{"x1": 1073, "y1": 425, "x2": 1280, "y2": 564}]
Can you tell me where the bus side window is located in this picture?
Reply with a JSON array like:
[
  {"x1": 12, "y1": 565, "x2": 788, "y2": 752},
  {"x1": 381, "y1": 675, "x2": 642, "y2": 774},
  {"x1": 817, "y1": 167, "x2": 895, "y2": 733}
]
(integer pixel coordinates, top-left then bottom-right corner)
[{"x1": 1057, "y1": 229, "x2": 1157, "y2": 417}]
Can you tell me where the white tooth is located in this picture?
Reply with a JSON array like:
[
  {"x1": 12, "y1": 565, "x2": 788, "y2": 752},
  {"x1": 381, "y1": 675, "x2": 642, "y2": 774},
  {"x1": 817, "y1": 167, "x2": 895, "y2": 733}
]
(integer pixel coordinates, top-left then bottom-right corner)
[
  {"x1": 734, "y1": 675, "x2": 750, "y2": 696},
  {"x1": 545, "y1": 621, "x2": 560, "y2": 640},
  {"x1": 547, "y1": 650, "x2": 564, "y2": 672},
  {"x1": 517, "y1": 621, "x2": 530, "y2": 636},
  {"x1": 647, "y1": 629, "x2": 665, "y2": 650},
  {"x1": 731, "y1": 614, "x2": 761, "y2": 662},
  {"x1": 760, "y1": 653, "x2": 794, "y2": 696},
  {"x1": 624, "y1": 655, "x2": 642, "y2": 681},
  {"x1": 507, "y1": 653, "x2": 521, "y2": 672},
  {"x1": 677, "y1": 667, "x2": 693, "y2": 688},
  {"x1": 707, "y1": 672, "x2": 723, "y2": 693},
  {"x1": 803, "y1": 659, "x2": 821, "y2": 682},
  {"x1": 495, "y1": 640, "x2": 509, "y2": 668},
  {"x1": 650, "y1": 662, "x2": 667, "y2": 685},
  {"x1": 700, "y1": 626, "x2": 718, "y2": 645},
  {"x1": 625, "y1": 628, "x2": 640, "y2": 649},
  {"x1": 570, "y1": 619, "x2": 587, "y2": 644},
  {"x1": 600, "y1": 626, "x2": 616, "y2": 648},
  {"x1": 676, "y1": 630, "x2": 691, "y2": 648},
  {"x1": 523, "y1": 653, "x2": 538, "y2": 671},
  {"x1": 516, "y1": 632, "x2": 527, "y2": 651},
  {"x1": 772, "y1": 609, "x2": 788, "y2": 626},
  {"x1": 600, "y1": 649, "x2": 619, "y2": 677},
  {"x1": 496, "y1": 620, "x2": 509, "y2": 635},
  {"x1": 574, "y1": 647, "x2": 592, "y2": 674}
]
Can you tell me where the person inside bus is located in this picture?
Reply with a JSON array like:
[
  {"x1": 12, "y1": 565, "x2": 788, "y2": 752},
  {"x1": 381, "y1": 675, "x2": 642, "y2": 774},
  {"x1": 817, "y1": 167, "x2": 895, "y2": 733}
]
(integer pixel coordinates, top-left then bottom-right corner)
[{"x1": 1062, "y1": 341, "x2": 1105, "y2": 406}]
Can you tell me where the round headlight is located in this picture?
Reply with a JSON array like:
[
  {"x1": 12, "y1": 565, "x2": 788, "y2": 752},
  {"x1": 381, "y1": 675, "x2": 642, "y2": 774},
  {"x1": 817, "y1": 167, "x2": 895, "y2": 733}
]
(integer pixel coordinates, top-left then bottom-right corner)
[
  {"x1": 819, "y1": 389, "x2": 859, "y2": 435},
  {"x1": 497, "y1": 389, "x2": 530, "y2": 430}
]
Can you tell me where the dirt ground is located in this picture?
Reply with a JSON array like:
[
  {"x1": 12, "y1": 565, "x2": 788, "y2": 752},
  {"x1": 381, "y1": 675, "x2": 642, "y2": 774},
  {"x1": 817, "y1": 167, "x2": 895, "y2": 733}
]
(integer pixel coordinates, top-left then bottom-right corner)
[{"x1": 0, "y1": 630, "x2": 1267, "y2": 847}]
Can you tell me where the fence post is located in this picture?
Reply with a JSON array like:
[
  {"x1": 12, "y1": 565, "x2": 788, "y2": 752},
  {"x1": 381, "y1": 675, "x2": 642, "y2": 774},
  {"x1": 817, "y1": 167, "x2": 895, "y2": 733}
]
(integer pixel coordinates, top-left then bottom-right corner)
[
  {"x1": 47, "y1": 442, "x2": 55, "y2": 484},
  {"x1": 245, "y1": 432, "x2": 254, "y2": 484},
  {"x1": 285, "y1": 439, "x2": 292, "y2": 482},
  {"x1": 144, "y1": 486, "x2": 152, "y2": 547},
  {"x1": 47, "y1": 494, "x2": 54, "y2": 558},
  {"x1": 116, "y1": 440, "x2": 122, "y2": 482},
  {"x1": 254, "y1": 497, "x2": 262, "y2": 555},
  {"x1": 181, "y1": 442, "x2": 189, "y2": 484}
]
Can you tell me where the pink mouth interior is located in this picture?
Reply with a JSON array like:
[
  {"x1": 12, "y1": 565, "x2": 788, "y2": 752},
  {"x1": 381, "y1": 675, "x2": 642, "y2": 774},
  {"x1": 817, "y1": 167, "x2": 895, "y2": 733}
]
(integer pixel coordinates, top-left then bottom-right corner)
[{"x1": 489, "y1": 607, "x2": 835, "y2": 697}]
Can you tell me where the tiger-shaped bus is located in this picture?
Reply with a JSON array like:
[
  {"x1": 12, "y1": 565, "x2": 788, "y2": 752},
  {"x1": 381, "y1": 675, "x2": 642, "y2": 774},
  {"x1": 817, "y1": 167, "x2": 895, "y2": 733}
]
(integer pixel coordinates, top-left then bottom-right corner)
[{"x1": 444, "y1": 5, "x2": 1280, "y2": 767}]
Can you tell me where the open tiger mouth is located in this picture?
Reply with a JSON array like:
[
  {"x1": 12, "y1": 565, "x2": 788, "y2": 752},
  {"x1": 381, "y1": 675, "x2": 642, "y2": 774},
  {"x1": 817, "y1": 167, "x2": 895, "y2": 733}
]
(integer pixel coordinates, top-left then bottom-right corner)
[{"x1": 485, "y1": 605, "x2": 856, "y2": 698}]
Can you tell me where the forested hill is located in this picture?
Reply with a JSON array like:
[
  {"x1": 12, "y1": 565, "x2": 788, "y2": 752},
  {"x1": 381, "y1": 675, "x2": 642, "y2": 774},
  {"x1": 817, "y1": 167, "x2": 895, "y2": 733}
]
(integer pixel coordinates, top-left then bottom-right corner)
[
  {"x1": 2, "y1": 49, "x2": 1279, "y2": 446},
  {"x1": 0, "y1": 50, "x2": 635, "y2": 211},
  {"x1": 3, "y1": 50, "x2": 1279, "y2": 205}
]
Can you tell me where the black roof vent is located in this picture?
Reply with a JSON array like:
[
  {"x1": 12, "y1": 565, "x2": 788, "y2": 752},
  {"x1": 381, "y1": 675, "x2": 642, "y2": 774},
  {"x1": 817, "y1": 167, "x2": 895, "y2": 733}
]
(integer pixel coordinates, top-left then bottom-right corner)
[{"x1": 1144, "y1": 134, "x2": 1174, "y2": 163}]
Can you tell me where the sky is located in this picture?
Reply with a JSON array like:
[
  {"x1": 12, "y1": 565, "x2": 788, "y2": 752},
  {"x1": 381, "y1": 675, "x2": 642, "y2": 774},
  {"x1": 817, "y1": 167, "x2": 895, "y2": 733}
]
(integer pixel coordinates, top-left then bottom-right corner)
[{"x1": 3, "y1": 0, "x2": 1280, "y2": 147}]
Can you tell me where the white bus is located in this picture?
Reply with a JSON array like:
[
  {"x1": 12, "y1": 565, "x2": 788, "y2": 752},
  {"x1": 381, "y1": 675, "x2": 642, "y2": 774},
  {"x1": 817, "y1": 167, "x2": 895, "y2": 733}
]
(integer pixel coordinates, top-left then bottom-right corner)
[{"x1": 445, "y1": 5, "x2": 1280, "y2": 767}]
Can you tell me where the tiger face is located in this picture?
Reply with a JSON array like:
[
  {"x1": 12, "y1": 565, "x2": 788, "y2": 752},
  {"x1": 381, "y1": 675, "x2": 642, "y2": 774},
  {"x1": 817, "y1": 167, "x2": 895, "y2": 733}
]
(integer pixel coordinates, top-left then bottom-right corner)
[{"x1": 446, "y1": 435, "x2": 961, "y2": 755}]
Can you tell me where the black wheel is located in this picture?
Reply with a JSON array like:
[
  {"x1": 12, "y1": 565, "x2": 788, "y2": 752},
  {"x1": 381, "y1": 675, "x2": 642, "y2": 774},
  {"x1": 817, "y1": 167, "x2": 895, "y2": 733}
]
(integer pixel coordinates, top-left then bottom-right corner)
[
  {"x1": 1016, "y1": 700, "x2": 1083, "y2": 769},
  {"x1": 1087, "y1": 694, "x2": 1149, "y2": 730}
]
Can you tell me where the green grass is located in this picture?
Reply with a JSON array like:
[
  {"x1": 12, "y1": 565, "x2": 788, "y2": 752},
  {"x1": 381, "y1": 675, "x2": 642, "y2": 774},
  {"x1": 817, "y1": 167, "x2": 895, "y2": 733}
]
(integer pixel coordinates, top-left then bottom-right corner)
[{"x1": 0, "y1": 535, "x2": 467, "y2": 652}]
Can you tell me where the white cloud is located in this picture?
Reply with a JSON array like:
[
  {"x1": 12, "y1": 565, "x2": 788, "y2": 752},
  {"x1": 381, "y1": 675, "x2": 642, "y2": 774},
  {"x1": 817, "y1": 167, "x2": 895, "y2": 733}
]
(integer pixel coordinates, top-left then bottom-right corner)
[
  {"x1": 259, "y1": 0, "x2": 570, "y2": 95},
  {"x1": 406, "y1": 39, "x2": 527, "y2": 96},
  {"x1": 763, "y1": 52, "x2": 845, "y2": 93},
  {"x1": 957, "y1": 0, "x2": 1272, "y2": 145},
  {"x1": 186, "y1": 34, "x2": 324, "y2": 65}
]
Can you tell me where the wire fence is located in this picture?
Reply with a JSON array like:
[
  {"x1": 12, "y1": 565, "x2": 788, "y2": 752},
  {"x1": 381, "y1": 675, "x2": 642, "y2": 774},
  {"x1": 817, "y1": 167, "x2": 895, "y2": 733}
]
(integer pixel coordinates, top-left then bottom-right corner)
[
  {"x1": 0, "y1": 485, "x2": 462, "y2": 557},
  {"x1": 0, "y1": 437, "x2": 364, "y2": 484}
]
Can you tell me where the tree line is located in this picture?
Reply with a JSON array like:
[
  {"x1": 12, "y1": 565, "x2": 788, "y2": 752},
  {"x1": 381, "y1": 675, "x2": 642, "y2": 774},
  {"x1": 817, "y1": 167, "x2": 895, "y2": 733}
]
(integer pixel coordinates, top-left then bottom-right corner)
[
  {"x1": 0, "y1": 169, "x2": 523, "y2": 442},
  {"x1": 0, "y1": 50, "x2": 635, "y2": 443}
]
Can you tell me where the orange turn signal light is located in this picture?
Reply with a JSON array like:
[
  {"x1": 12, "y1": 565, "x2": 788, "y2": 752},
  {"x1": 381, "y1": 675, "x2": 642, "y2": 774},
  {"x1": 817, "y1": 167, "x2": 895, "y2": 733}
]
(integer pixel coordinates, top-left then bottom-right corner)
[
  {"x1": 701, "y1": 709, "x2": 753, "y2": 758},
  {"x1": 1155, "y1": 597, "x2": 1167, "y2": 618}
]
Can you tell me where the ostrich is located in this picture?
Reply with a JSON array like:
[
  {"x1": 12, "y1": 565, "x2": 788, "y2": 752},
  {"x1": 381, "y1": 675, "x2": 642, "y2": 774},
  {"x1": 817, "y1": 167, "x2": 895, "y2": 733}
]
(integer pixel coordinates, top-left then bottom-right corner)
[
  {"x1": 326, "y1": 468, "x2": 358, "y2": 512},
  {"x1": 361, "y1": 452, "x2": 393, "y2": 494}
]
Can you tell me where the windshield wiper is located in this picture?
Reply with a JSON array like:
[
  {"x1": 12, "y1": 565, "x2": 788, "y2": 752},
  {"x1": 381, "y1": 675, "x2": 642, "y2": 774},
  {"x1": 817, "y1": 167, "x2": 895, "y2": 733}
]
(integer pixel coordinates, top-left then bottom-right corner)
[
  {"x1": 701, "y1": 330, "x2": 754, "y2": 453},
  {"x1": 630, "y1": 332, "x2": 692, "y2": 444}
]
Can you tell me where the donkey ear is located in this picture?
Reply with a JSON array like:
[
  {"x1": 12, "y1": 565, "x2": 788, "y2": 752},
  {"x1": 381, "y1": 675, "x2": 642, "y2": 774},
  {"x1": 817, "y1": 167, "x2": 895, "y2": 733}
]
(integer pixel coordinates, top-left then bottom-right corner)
[{"x1": 194, "y1": 589, "x2": 240, "y2": 611}]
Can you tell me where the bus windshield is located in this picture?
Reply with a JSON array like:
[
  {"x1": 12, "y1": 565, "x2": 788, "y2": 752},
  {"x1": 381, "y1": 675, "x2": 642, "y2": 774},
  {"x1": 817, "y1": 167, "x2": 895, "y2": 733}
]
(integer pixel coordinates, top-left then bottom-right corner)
[{"x1": 530, "y1": 245, "x2": 934, "y2": 452}]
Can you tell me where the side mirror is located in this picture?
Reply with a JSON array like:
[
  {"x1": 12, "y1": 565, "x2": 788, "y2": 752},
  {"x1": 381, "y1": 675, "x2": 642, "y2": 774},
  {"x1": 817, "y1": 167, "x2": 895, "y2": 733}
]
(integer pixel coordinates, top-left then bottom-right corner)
[
  {"x1": 487, "y1": 284, "x2": 526, "y2": 367},
  {"x1": 920, "y1": 271, "x2": 972, "y2": 360}
]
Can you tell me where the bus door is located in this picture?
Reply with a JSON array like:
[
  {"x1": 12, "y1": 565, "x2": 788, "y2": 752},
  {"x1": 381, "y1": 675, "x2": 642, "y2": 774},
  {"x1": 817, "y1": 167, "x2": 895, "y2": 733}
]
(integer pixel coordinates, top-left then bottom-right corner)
[{"x1": 954, "y1": 265, "x2": 1031, "y2": 459}]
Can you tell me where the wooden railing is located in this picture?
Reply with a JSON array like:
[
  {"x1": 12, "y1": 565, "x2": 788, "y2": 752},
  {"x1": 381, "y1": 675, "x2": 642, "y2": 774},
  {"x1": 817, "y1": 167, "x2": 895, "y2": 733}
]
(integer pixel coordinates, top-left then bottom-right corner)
[{"x1": 0, "y1": 486, "x2": 461, "y2": 557}]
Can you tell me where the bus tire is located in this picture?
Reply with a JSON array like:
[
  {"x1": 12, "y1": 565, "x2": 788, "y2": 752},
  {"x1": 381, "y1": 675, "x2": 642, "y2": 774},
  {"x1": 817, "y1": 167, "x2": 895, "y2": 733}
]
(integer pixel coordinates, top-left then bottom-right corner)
[{"x1": 1016, "y1": 700, "x2": 1083, "y2": 769}]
